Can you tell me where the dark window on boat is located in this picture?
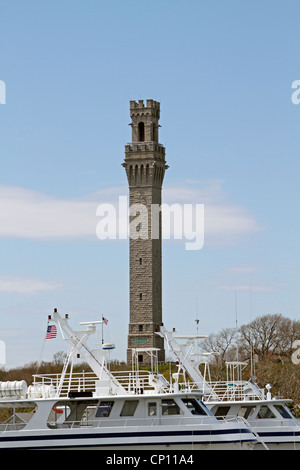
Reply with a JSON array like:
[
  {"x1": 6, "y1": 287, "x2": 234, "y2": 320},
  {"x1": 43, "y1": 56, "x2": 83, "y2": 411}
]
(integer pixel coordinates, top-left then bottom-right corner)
[
  {"x1": 274, "y1": 405, "x2": 293, "y2": 419},
  {"x1": 96, "y1": 401, "x2": 114, "y2": 418},
  {"x1": 48, "y1": 399, "x2": 98, "y2": 428},
  {"x1": 257, "y1": 405, "x2": 276, "y2": 419},
  {"x1": 162, "y1": 399, "x2": 183, "y2": 415},
  {"x1": 237, "y1": 406, "x2": 256, "y2": 420},
  {"x1": 214, "y1": 406, "x2": 230, "y2": 418},
  {"x1": 148, "y1": 402, "x2": 157, "y2": 416},
  {"x1": 182, "y1": 398, "x2": 207, "y2": 415},
  {"x1": 120, "y1": 400, "x2": 139, "y2": 416}
]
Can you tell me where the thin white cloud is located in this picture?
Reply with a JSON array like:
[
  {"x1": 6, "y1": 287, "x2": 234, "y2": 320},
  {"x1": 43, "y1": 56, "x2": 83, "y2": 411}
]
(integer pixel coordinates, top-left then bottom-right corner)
[
  {"x1": 217, "y1": 282, "x2": 276, "y2": 293},
  {"x1": 204, "y1": 263, "x2": 289, "y2": 294},
  {"x1": 0, "y1": 181, "x2": 262, "y2": 246},
  {"x1": 0, "y1": 276, "x2": 63, "y2": 294},
  {"x1": 164, "y1": 180, "x2": 262, "y2": 246},
  {"x1": 227, "y1": 264, "x2": 259, "y2": 275},
  {"x1": 0, "y1": 185, "x2": 100, "y2": 240},
  {"x1": 204, "y1": 277, "x2": 288, "y2": 294}
]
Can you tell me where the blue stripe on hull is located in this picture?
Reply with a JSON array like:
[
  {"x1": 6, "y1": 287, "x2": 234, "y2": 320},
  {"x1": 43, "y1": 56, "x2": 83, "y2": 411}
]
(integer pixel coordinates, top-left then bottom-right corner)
[{"x1": 0, "y1": 428, "x2": 254, "y2": 449}]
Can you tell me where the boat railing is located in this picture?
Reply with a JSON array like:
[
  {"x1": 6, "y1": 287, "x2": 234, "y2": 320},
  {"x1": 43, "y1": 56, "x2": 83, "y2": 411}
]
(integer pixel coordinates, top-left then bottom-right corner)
[
  {"x1": 169, "y1": 378, "x2": 264, "y2": 400},
  {"x1": 200, "y1": 380, "x2": 264, "y2": 402},
  {"x1": 47, "y1": 413, "x2": 241, "y2": 430},
  {"x1": 0, "y1": 422, "x2": 28, "y2": 432},
  {"x1": 30, "y1": 369, "x2": 171, "y2": 398},
  {"x1": 110, "y1": 370, "x2": 170, "y2": 394},
  {"x1": 30, "y1": 371, "x2": 98, "y2": 398},
  {"x1": 29, "y1": 372, "x2": 265, "y2": 400}
]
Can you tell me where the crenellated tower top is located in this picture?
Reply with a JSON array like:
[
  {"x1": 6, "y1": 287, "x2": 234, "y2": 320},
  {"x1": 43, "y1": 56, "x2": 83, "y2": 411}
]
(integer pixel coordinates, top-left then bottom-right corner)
[
  {"x1": 123, "y1": 99, "x2": 168, "y2": 189},
  {"x1": 129, "y1": 99, "x2": 161, "y2": 143}
]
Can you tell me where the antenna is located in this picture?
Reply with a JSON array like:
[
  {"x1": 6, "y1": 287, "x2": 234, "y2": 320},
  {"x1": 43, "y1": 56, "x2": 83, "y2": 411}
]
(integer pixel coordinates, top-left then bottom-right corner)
[
  {"x1": 195, "y1": 298, "x2": 199, "y2": 335},
  {"x1": 234, "y1": 289, "x2": 239, "y2": 362},
  {"x1": 195, "y1": 298, "x2": 200, "y2": 357},
  {"x1": 249, "y1": 275, "x2": 255, "y2": 378},
  {"x1": 235, "y1": 289, "x2": 238, "y2": 329}
]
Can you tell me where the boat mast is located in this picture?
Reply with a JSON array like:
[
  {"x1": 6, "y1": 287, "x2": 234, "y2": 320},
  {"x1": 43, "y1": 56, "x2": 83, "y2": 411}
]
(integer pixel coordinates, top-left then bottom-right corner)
[{"x1": 50, "y1": 308, "x2": 127, "y2": 396}]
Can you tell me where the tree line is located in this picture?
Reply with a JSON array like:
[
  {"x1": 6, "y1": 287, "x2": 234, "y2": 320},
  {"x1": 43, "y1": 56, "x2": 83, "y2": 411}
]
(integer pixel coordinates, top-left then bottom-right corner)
[
  {"x1": 200, "y1": 313, "x2": 300, "y2": 363},
  {"x1": 199, "y1": 313, "x2": 300, "y2": 415}
]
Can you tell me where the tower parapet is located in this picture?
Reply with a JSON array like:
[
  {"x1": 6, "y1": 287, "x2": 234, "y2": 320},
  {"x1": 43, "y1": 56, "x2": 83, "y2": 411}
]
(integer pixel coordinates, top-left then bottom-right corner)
[{"x1": 129, "y1": 99, "x2": 161, "y2": 143}]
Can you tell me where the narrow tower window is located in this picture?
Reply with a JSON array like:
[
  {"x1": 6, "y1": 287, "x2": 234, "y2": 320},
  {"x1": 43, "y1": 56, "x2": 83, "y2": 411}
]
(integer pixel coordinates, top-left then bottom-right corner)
[
  {"x1": 138, "y1": 122, "x2": 145, "y2": 141},
  {"x1": 152, "y1": 123, "x2": 157, "y2": 141}
]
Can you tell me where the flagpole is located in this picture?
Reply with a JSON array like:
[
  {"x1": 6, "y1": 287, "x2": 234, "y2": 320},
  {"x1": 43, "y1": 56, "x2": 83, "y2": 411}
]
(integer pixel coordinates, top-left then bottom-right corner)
[{"x1": 35, "y1": 318, "x2": 49, "y2": 375}]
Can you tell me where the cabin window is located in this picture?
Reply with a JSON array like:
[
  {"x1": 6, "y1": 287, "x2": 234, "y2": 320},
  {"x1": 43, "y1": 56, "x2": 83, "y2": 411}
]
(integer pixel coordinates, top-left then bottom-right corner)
[
  {"x1": 182, "y1": 398, "x2": 207, "y2": 416},
  {"x1": 238, "y1": 406, "x2": 256, "y2": 419},
  {"x1": 257, "y1": 405, "x2": 276, "y2": 419},
  {"x1": 274, "y1": 405, "x2": 293, "y2": 419},
  {"x1": 120, "y1": 400, "x2": 139, "y2": 416},
  {"x1": 237, "y1": 406, "x2": 256, "y2": 420},
  {"x1": 47, "y1": 399, "x2": 98, "y2": 428},
  {"x1": 148, "y1": 402, "x2": 157, "y2": 416},
  {"x1": 162, "y1": 399, "x2": 182, "y2": 415},
  {"x1": 96, "y1": 401, "x2": 114, "y2": 418},
  {"x1": 214, "y1": 406, "x2": 230, "y2": 418}
]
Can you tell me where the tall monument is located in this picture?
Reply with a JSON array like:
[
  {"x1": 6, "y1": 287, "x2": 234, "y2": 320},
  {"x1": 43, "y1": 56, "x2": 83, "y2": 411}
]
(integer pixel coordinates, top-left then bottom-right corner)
[{"x1": 123, "y1": 99, "x2": 168, "y2": 364}]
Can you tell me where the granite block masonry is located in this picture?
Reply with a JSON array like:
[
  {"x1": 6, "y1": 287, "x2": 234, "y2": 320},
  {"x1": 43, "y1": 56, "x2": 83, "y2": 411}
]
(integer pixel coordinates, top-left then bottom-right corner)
[{"x1": 122, "y1": 100, "x2": 168, "y2": 364}]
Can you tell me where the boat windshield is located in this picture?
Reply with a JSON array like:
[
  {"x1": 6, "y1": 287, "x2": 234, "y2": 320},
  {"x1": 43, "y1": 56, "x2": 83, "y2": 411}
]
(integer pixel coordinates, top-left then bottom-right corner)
[
  {"x1": 274, "y1": 405, "x2": 295, "y2": 419},
  {"x1": 257, "y1": 405, "x2": 276, "y2": 419},
  {"x1": 182, "y1": 398, "x2": 207, "y2": 416}
]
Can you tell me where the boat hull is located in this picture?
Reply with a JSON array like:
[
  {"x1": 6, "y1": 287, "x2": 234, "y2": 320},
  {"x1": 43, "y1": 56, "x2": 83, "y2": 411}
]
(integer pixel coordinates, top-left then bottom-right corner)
[
  {"x1": 253, "y1": 430, "x2": 300, "y2": 450},
  {"x1": 0, "y1": 425, "x2": 256, "y2": 450}
]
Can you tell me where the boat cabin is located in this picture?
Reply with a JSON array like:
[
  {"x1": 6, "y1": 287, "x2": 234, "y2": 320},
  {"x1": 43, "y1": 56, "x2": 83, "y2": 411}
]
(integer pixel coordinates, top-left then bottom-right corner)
[
  {"x1": 48, "y1": 393, "x2": 214, "y2": 429},
  {"x1": 208, "y1": 400, "x2": 296, "y2": 423},
  {"x1": 0, "y1": 393, "x2": 215, "y2": 432}
]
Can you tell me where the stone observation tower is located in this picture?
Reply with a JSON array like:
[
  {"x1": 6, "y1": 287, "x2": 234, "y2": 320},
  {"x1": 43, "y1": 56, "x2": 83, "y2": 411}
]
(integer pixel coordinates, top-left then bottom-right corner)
[{"x1": 123, "y1": 99, "x2": 168, "y2": 364}]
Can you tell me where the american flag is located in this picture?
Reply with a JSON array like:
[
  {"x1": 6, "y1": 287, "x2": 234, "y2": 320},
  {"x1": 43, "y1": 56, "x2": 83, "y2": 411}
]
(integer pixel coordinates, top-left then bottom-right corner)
[
  {"x1": 102, "y1": 316, "x2": 108, "y2": 325},
  {"x1": 46, "y1": 324, "x2": 57, "y2": 339}
]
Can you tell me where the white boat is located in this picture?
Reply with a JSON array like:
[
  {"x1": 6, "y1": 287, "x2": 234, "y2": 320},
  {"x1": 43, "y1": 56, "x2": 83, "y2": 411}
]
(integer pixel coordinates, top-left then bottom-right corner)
[
  {"x1": 157, "y1": 326, "x2": 300, "y2": 450},
  {"x1": 0, "y1": 310, "x2": 257, "y2": 450}
]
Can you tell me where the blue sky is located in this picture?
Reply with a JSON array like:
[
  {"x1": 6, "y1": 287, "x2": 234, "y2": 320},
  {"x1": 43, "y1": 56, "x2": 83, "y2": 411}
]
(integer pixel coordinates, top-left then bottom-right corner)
[{"x1": 0, "y1": 0, "x2": 299, "y2": 367}]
